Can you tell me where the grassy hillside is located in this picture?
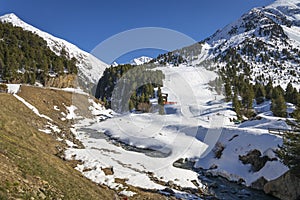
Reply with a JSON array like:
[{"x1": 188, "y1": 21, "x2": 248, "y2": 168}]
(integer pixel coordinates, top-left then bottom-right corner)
[
  {"x1": 0, "y1": 87, "x2": 168, "y2": 199},
  {"x1": 0, "y1": 94, "x2": 116, "y2": 199}
]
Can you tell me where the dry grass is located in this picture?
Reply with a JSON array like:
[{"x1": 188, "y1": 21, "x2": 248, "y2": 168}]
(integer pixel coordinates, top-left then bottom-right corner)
[
  {"x1": 0, "y1": 94, "x2": 115, "y2": 199},
  {"x1": 0, "y1": 87, "x2": 169, "y2": 199}
]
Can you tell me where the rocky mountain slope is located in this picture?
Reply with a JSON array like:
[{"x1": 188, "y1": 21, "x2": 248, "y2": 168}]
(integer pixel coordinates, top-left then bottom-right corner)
[
  {"x1": 0, "y1": 13, "x2": 108, "y2": 92},
  {"x1": 172, "y1": 0, "x2": 300, "y2": 89}
]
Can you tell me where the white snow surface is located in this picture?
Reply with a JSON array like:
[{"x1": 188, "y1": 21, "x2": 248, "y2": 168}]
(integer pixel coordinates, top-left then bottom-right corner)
[
  {"x1": 65, "y1": 105, "x2": 79, "y2": 120},
  {"x1": 0, "y1": 13, "x2": 108, "y2": 91},
  {"x1": 6, "y1": 84, "x2": 21, "y2": 94},
  {"x1": 64, "y1": 65, "x2": 289, "y2": 194},
  {"x1": 178, "y1": 0, "x2": 300, "y2": 90},
  {"x1": 130, "y1": 56, "x2": 153, "y2": 65}
]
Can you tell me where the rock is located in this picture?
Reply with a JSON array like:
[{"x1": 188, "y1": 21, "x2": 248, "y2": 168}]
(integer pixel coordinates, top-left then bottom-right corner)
[
  {"x1": 166, "y1": 180, "x2": 174, "y2": 187},
  {"x1": 264, "y1": 171, "x2": 300, "y2": 200},
  {"x1": 237, "y1": 178, "x2": 245, "y2": 185},
  {"x1": 213, "y1": 142, "x2": 225, "y2": 159},
  {"x1": 45, "y1": 74, "x2": 77, "y2": 88},
  {"x1": 209, "y1": 164, "x2": 218, "y2": 169},
  {"x1": 251, "y1": 176, "x2": 268, "y2": 190},
  {"x1": 191, "y1": 180, "x2": 199, "y2": 187},
  {"x1": 239, "y1": 149, "x2": 272, "y2": 172},
  {"x1": 102, "y1": 167, "x2": 114, "y2": 175}
]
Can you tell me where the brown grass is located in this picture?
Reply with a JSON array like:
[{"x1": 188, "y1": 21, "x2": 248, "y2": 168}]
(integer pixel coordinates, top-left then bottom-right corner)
[
  {"x1": 0, "y1": 94, "x2": 115, "y2": 199},
  {"x1": 0, "y1": 87, "x2": 169, "y2": 199}
]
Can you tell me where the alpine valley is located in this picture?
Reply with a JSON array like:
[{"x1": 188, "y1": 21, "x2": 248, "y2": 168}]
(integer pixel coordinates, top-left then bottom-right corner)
[{"x1": 0, "y1": 0, "x2": 300, "y2": 200}]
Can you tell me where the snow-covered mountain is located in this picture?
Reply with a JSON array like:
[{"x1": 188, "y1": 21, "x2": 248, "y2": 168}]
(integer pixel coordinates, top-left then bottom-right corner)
[
  {"x1": 0, "y1": 13, "x2": 108, "y2": 92},
  {"x1": 172, "y1": 0, "x2": 300, "y2": 89},
  {"x1": 130, "y1": 56, "x2": 152, "y2": 65}
]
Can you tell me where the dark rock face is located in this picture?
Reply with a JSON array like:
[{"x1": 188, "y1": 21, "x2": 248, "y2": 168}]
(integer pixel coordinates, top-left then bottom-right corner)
[
  {"x1": 251, "y1": 176, "x2": 268, "y2": 190},
  {"x1": 239, "y1": 149, "x2": 274, "y2": 172},
  {"x1": 264, "y1": 171, "x2": 300, "y2": 200}
]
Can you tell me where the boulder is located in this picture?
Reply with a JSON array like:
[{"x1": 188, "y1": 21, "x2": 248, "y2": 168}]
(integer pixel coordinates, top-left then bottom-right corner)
[
  {"x1": 264, "y1": 171, "x2": 300, "y2": 200},
  {"x1": 251, "y1": 176, "x2": 268, "y2": 190},
  {"x1": 239, "y1": 149, "x2": 271, "y2": 172}
]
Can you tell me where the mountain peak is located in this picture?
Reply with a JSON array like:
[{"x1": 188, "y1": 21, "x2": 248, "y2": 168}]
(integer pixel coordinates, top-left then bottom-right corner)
[
  {"x1": 269, "y1": 0, "x2": 300, "y2": 7},
  {"x1": 130, "y1": 56, "x2": 152, "y2": 65},
  {"x1": 0, "y1": 13, "x2": 22, "y2": 24},
  {"x1": 0, "y1": 13, "x2": 108, "y2": 92},
  {"x1": 0, "y1": 13, "x2": 19, "y2": 20}
]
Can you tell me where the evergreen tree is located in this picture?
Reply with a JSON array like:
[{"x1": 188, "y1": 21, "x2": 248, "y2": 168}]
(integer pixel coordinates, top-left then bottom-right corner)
[
  {"x1": 277, "y1": 132, "x2": 300, "y2": 177},
  {"x1": 224, "y1": 79, "x2": 232, "y2": 102},
  {"x1": 285, "y1": 82, "x2": 294, "y2": 103},
  {"x1": 157, "y1": 87, "x2": 164, "y2": 105},
  {"x1": 272, "y1": 85, "x2": 285, "y2": 99},
  {"x1": 128, "y1": 99, "x2": 134, "y2": 111},
  {"x1": 255, "y1": 84, "x2": 266, "y2": 104},
  {"x1": 265, "y1": 80, "x2": 273, "y2": 100},
  {"x1": 292, "y1": 107, "x2": 300, "y2": 122},
  {"x1": 271, "y1": 91, "x2": 287, "y2": 117},
  {"x1": 232, "y1": 90, "x2": 242, "y2": 119},
  {"x1": 291, "y1": 88, "x2": 300, "y2": 106},
  {"x1": 242, "y1": 84, "x2": 255, "y2": 110}
]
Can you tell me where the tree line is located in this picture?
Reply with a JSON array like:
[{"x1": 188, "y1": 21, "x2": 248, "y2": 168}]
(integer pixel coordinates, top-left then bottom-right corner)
[{"x1": 95, "y1": 64, "x2": 165, "y2": 112}]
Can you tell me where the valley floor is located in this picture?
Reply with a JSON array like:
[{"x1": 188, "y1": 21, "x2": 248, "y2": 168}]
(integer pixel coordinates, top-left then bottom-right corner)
[{"x1": 1, "y1": 66, "x2": 291, "y2": 199}]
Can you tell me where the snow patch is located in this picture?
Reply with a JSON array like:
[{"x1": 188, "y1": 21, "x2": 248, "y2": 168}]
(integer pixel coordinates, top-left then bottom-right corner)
[{"x1": 13, "y1": 94, "x2": 52, "y2": 121}]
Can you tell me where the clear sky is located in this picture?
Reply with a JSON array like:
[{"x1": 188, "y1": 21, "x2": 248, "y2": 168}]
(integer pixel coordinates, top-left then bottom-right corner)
[{"x1": 0, "y1": 0, "x2": 274, "y2": 63}]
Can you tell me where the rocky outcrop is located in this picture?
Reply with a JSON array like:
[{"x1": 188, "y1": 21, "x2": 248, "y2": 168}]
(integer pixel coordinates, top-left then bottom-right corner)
[
  {"x1": 264, "y1": 171, "x2": 300, "y2": 200},
  {"x1": 251, "y1": 176, "x2": 268, "y2": 190},
  {"x1": 239, "y1": 149, "x2": 275, "y2": 172},
  {"x1": 45, "y1": 74, "x2": 78, "y2": 88}
]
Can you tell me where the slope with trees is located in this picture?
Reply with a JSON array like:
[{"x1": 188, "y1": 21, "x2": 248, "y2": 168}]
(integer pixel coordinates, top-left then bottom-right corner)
[
  {"x1": 0, "y1": 21, "x2": 77, "y2": 85},
  {"x1": 95, "y1": 64, "x2": 165, "y2": 112}
]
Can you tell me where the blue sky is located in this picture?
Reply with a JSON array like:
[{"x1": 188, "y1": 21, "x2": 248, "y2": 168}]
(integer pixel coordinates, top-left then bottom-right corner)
[{"x1": 0, "y1": 0, "x2": 274, "y2": 63}]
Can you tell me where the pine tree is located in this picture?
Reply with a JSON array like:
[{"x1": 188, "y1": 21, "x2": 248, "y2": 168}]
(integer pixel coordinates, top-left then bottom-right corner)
[
  {"x1": 291, "y1": 88, "x2": 300, "y2": 106},
  {"x1": 128, "y1": 99, "x2": 134, "y2": 111},
  {"x1": 255, "y1": 84, "x2": 266, "y2": 104},
  {"x1": 293, "y1": 107, "x2": 300, "y2": 122},
  {"x1": 277, "y1": 132, "x2": 300, "y2": 177},
  {"x1": 242, "y1": 84, "x2": 255, "y2": 110},
  {"x1": 157, "y1": 87, "x2": 164, "y2": 105},
  {"x1": 285, "y1": 82, "x2": 294, "y2": 103},
  {"x1": 265, "y1": 80, "x2": 273, "y2": 100},
  {"x1": 224, "y1": 79, "x2": 232, "y2": 102},
  {"x1": 271, "y1": 91, "x2": 287, "y2": 117},
  {"x1": 232, "y1": 90, "x2": 242, "y2": 119}
]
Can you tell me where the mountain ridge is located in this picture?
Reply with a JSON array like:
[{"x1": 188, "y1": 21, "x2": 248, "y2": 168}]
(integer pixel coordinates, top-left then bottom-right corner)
[
  {"x1": 169, "y1": 0, "x2": 300, "y2": 90},
  {"x1": 0, "y1": 13, "x2": 108, "y2": 92}
]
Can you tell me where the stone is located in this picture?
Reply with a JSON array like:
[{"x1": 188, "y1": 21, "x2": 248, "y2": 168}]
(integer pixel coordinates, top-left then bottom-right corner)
[
  {"x1": 264, "y1": 171, "x2": 300, "y2": 200},
  {"x1": 251, "y1": 176, "x2": 268, "y2": 190},
  {"x1": 239, "y1": 149, "x2": 272, "y2": 172}
]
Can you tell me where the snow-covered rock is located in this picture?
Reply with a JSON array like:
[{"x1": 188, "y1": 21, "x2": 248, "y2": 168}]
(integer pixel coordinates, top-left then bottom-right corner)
[
  {"x1": 130, "y1": 56, "x2": 152, "y2": 65},
  {"x1": 171, "y1": 0, "x2": 300, "y2": 90}
]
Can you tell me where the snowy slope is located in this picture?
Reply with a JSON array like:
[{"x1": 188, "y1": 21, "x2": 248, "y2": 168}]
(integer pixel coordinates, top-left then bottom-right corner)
[
  {"x1": 171, "y1": 0, "x2": 300, "y2": 90},
  {"x1": 0, "y1": 13, "x2": 108, "y2": 92},
  {"x1": 61, "y1": 64, "x2": 288, "y2": 199},
  {"x1": 130, "y1": 56, "x2": 153, "y2": 65}
]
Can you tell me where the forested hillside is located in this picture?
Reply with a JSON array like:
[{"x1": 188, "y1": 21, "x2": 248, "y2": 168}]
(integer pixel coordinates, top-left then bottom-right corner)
[
  {"x1": 95, "y1": 64, "x2": 165, "y2": 112},
  {"x1": 0, "y1": 21, "x2": 77, "y2": 85}
]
